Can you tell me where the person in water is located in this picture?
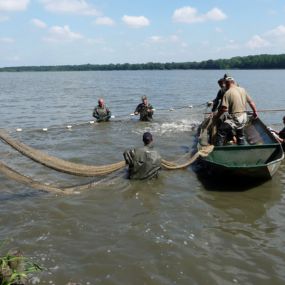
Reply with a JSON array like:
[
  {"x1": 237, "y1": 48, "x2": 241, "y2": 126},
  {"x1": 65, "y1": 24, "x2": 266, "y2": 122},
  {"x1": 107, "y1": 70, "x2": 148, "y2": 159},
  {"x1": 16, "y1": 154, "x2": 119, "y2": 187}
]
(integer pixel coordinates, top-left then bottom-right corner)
[
  {"x1": 123, "y1": 132, "x2": 161, "y2": 180},
  {"x1": 134, "y1": 96, "x2": 154, "y2": 121},
  {"x1": 93, "y1": 98, "x2": 111, "y2": 122}
]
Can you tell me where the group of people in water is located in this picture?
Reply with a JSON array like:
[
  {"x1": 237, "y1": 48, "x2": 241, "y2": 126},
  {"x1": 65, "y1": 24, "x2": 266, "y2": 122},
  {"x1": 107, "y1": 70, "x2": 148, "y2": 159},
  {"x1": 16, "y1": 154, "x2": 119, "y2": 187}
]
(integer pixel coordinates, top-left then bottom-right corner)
[
  {"x1": 92, "y1": 95, "x2": 154, "y2": 123},
  {"x1": 91, "y1": 75, "x2": 285, "y2": 180},
  {"x1": 92, "y1": 96, "x2": 160, "y2": 180}
]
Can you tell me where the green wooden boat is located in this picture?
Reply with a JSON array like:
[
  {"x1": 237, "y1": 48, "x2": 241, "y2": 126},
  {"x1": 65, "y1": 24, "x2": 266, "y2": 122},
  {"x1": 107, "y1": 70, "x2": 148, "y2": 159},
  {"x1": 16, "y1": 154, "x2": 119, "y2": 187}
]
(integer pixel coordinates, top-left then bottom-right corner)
[{"x1": 197, "y1": 116, "x2": 284, "y2": 180}]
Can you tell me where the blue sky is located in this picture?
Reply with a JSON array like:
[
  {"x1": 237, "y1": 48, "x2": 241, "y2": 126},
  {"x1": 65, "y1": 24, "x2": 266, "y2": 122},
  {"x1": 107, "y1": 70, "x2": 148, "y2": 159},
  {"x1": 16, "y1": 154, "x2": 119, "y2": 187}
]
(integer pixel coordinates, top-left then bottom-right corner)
[{"x1": 0, "y1": 0, "x2": 285, "y2": 66}]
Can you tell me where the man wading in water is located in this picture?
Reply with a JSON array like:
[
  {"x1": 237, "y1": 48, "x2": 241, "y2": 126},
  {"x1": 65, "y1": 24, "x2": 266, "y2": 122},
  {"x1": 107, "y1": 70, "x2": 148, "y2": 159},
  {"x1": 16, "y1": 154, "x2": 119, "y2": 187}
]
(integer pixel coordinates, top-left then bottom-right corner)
[
  {"x1": 93, "y1": 98, "x2": 111, "y2": 122},
  {"x1": 123, "y1": 132, "x2": 161, "y2": 180},
  {"x1": 134, "y1": 96, "x2": 154, "y2": 121}
]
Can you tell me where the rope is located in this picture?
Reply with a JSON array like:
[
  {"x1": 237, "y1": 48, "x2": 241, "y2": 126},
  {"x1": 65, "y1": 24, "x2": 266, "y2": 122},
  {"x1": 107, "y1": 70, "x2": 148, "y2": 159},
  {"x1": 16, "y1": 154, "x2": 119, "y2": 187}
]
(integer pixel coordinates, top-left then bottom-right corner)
[
  {"x1": 0, "y1": 160, "x2": 123, "y2": 194},
  {"x1": 8, "y1": 102, "x2": 207, "y2": 133},
  {"x1": 0, "y1": 161, "x2": 67, "y2": 194},
  {"x1": 161, "y1": 145, "x2": 214, "y2": 170},
  {"x1": 0, "y1": 129, "x2": 214, "y2": 193},
  {"x1": 0, "y1": 147, "x2": 213, "y2": 194},
  {"x1": 0, "y1": 130, "x2": 125, "y2": 177}
]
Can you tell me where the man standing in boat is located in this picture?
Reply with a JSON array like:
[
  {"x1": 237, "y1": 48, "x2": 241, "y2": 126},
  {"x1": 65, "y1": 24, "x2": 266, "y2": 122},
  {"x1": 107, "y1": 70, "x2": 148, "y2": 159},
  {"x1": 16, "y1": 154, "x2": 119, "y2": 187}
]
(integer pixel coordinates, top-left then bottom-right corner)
[
  {"x1": 134, "y1": 96, "x2": 154, "y2": 121},
  {"x1": 208, "y1": 74, "x2": 233, "y2": 112},
  {"x1": 93, "y1": 98, "x2": 111, "y2": 122},
  {"x1": 207, "y1": 75, "x2": 229, "y2": 143},
  {"x1": 215, "y1": 76, "x2": 258, "y2": 146},
  {"x1": 123, "y1": 132, "x2": 161, "y2": 180}
]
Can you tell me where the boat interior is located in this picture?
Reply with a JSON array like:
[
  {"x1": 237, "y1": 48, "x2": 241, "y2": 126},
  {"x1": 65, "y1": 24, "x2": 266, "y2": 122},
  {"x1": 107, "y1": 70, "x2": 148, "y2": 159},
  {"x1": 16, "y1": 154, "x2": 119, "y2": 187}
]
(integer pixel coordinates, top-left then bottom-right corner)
[{"x1": 203, "y1": 117, "x2": 284, "y2": 166}]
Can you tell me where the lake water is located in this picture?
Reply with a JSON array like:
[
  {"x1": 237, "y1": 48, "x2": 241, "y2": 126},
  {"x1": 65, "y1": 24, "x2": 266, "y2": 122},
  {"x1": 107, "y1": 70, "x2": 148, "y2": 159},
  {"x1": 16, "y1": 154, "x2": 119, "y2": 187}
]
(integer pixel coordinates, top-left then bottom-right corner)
[{"x1": 0, "y1": 70, "x2": 284, "y2": 285}]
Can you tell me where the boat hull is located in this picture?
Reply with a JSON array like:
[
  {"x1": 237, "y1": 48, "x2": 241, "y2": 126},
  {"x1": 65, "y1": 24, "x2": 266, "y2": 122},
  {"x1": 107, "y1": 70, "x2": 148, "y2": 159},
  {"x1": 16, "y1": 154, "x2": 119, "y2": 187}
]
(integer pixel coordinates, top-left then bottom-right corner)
[
  {"x1": 198, "y1": 117, "x2": 284, "y2": 181},
  {"x1": 200, "y1": 155, "x2": 283, "y2": 180}
]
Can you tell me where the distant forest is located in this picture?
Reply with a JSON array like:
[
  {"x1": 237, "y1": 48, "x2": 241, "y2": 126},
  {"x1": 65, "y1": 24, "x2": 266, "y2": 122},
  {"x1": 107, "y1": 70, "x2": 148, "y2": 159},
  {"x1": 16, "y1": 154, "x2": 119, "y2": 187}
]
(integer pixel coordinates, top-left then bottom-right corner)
[{"x1": 1, "y1": 54, "x2": 285, "y2": 72}]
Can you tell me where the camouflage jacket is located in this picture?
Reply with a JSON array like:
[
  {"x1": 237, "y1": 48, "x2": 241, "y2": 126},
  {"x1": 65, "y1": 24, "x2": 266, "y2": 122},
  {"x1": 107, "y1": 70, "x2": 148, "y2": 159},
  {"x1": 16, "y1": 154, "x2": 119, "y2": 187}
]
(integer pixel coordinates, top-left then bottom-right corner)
[
  {"x1": 123, "y1": 143, "x2": 161, "y2": 180},
  {"x1": 93, "y1": 105, "x2": 111, "y2": 122}
]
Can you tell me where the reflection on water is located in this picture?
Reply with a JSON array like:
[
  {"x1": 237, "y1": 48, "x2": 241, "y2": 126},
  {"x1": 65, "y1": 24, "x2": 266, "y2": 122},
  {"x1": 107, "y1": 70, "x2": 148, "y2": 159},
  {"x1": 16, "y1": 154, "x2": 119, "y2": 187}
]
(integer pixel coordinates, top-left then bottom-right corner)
[
  {"x1": 0, "y1": 70, "x2": 285, "y2": 284},
  {"x1": 195, "y1": 167, "x2": 272, "y2": 192}
]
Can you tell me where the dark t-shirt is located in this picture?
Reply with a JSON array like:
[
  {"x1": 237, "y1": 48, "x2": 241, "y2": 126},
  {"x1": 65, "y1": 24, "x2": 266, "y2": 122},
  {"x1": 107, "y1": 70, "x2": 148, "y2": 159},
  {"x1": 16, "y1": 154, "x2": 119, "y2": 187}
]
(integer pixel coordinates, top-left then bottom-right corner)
[
  {"x1": 279, "y1": 127, "x2": 285, "y2": 139},
  {"x1": 212, "y1": 87, "x2": 226, "y2": 112}
]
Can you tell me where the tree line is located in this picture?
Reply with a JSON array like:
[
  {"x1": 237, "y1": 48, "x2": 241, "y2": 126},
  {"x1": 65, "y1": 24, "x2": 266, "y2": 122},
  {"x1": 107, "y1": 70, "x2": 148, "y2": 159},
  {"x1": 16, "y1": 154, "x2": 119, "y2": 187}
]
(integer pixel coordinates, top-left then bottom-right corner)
[{"x1": 1, "y1": 54, "x2": 285, "y2": 72}]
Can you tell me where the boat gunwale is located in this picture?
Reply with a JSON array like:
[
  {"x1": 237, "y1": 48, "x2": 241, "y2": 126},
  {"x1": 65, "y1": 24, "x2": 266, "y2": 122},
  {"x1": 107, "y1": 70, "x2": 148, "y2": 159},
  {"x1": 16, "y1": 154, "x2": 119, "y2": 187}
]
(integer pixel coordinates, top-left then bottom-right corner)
[
  {"x1": 200, "y1": 155, "x2": 284, "y2": 169},
  {"x1": 200, "y1": 142, "x2": 284, "y2": 169},
  {"x1": 212, "y1": 143, "x2": 281, "y2": 150}
]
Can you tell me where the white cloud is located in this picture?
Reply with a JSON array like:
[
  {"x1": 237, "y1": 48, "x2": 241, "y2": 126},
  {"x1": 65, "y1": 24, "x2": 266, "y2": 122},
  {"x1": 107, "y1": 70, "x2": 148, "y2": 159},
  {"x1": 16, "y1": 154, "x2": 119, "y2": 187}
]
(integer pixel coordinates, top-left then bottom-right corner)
[
  {"x1": 148, "y1": 34, "x2": 186, "y2": 48},
  {"x1": 31, "y1": 18, "x2": 47, "y2": 29},
  {"x1": 0, "y1": 37, "x2": 15, "y2": 43},
  {"x1": 0, "y1": 0, "x2": 29, "y2": 11},
  {"x1": 246, "y1": 35, "x2": 270, "y2": 49},
  {"x1": 95, "y1": 17, "x2": 115, "y2": 26},
  {"x1": 87, "y1": 38, "x2": 105, "y2": 44},
  {"x1": 41, "y1": 0, "x2": 99, "y2": 16},
  {"x1": 242, "y1": 25, "x2": 285, "y2": 52},
  {"x1": 8, "y1": 55, "x2": 20, "y2": 62},
  {"x1": 102, "y1": 47, "x2": 114, "y2": 53},
  {"x1": 149, "y1": 36, "x2": 163, "y2": 43},
  {"x1": 173, "y1": 6, "x2": 226, "y2": 24},
  {"x1": 205, "y1": 24, "x2": 285, "y2": 57},
  {"x1": 268, "y1": 9, "x2": 277, "y2": 16},
  {"x1": 169, "y1": 35, "x2": 179, "y2": 43},
  {"x1": 265, "y1": 25, "x2": 285, "y2": 37},
  {"x1": 216, "y1": 40, "x2": 240, "y2": 52},
  {"x1": 44, "y1": 25, "x2": 83, "y2": 42},
  {"x1": 205, "y1": 8, "x2": 227, "y2": 21},
  {"x1": 0, "y1": 15, "x2": 9, "y2": 22},
  {"x1": 173, "y1": 7, "x2": 202, "y2": 23},
  {"x1": 122, "y1": 15, "x2": 150, "y2": 28},
  {"x1": 215, "y1": 27, "x2": 223, "y2": 33},
  {"x1": 261, "y1": 25, "x2": 285, "y2": 48}
]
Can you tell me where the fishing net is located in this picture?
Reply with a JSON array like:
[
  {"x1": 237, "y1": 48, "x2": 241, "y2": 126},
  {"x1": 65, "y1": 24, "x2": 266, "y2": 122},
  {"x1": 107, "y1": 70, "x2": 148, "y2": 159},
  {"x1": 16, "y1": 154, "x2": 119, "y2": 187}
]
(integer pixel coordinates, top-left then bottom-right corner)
[
  {"x1": 0, "y1": 160, "x2": 123, "y2": 194},
  {"x1": 0, "y1": 130, "x2": 125, "y2": 177},
  {"x1": 0, "y1": 129, "x2": 214, "y2": 193}
]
